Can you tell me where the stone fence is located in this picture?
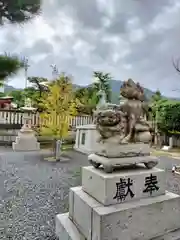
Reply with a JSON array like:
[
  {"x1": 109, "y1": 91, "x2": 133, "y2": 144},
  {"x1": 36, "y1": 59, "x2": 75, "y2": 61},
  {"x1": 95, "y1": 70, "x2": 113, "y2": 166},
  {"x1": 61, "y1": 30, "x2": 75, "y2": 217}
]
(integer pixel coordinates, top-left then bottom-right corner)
[
  {"x1": 0, "y1": 109, "x2": 94, "y2": 128},
  {"x1": 0, "y1": 109, "x2": 94, "y2": 144}
]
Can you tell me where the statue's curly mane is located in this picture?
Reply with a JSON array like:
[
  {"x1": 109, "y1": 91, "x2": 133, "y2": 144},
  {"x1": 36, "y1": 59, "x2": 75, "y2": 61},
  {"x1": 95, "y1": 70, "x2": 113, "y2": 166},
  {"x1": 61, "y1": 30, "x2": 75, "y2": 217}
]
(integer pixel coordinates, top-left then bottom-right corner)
[
  {"x1": 120, "y1": 79, "x2": 145, "y2": 101},
  {"x1": 96, "y1": 110, "x2": 123, "y2": 127}
]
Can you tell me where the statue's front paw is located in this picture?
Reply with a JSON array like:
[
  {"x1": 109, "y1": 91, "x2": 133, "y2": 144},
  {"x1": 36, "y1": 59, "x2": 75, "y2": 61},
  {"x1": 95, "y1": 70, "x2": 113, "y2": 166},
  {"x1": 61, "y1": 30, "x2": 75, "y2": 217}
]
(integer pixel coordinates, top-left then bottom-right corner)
[
  {"x1": 121, "y1": 136, "x2": 130, "y2": 144},
  {"x1": 97, "y1": 137, "x2": 106, "y2": 143}
]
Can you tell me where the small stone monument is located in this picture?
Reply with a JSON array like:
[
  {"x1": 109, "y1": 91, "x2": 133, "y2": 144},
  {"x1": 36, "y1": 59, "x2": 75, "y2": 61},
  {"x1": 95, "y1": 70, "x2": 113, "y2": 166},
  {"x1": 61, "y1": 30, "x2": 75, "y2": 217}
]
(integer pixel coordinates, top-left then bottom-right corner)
[
  {"x1": 12, "y1": 99, "x2": 40, "y2": 151},
  {"x1": 74, "y1": 124, "x2": 100, "y2": 154},
  {"x1": 74, "y1": 89, "x2": 108, "y2": 154},
  {"x1": 56, "y1": 79, "x2": 180, "y2": 239}
]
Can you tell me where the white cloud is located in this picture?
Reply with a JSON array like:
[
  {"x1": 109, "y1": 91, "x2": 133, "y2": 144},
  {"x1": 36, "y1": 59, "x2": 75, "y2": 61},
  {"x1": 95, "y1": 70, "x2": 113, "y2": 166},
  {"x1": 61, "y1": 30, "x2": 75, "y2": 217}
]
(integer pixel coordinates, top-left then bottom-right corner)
[
  {"x1": 96, "y1": 0, "x2": 115, "y2": 18},
  {"x1": 129, "y1": 28, "x2": 146, "y2": 43},
  {"x1": 127, "y1": 17, "x2": 140, "y2": 30},
  {"x1": 31, "y1": 53, "x2": 48, "y2": 63},
  {"x1": 150, "y1": 1, "x2": 180, "y2": 33},
  {"x1": 1, "y1": 0, "x2": 180, "y2": 97},
  {"x1": 123, "y1": 64, "x2": 132, "y2": 70}
]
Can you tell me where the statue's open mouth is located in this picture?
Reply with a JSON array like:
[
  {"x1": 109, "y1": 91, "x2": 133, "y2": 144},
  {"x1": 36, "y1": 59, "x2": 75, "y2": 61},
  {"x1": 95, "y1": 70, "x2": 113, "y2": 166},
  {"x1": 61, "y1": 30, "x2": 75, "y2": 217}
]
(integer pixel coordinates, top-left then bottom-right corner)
[{"x1": 98, "y1": 118, "x2": 120, "y2": 127}]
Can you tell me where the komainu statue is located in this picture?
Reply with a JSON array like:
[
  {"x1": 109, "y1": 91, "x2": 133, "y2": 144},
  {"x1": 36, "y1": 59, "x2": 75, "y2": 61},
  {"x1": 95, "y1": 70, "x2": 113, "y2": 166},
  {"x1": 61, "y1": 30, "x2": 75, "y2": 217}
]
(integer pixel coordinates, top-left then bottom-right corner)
[
  {"x1": 95, "y1": 79, "x2": 152, "y2": 145},
  {"x1": 88, "y1": 79, "x2": 157, "y2": 173},
  {"x1": 119, "y1": 78, "x2": 152, "y2": 143}
]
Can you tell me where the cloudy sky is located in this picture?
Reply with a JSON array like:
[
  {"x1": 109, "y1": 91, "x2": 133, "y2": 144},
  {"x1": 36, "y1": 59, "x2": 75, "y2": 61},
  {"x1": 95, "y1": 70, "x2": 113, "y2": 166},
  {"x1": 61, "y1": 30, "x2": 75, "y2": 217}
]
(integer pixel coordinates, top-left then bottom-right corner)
[{"x1": 1, "y1": 0, "x2": 180, "y2": 97}]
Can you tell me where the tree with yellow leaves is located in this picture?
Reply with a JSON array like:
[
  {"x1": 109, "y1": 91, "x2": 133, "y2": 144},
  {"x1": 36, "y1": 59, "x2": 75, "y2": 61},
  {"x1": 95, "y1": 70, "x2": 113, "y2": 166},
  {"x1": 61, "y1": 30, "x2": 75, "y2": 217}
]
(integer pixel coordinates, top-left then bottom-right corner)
[{"x1": 40, "y1": 73, "x2": 77, "y2": 160}]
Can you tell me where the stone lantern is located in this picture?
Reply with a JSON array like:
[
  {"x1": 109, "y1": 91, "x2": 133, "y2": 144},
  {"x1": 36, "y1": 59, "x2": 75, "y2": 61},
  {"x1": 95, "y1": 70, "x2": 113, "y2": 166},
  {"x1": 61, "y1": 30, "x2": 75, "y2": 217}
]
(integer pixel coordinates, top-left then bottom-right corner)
[
  {"x1": 20, "y1": 105, "x2": 37, "y2": 131},
  {"x1": 12, "y1": 100, "x2": 40, "y2": 151}
]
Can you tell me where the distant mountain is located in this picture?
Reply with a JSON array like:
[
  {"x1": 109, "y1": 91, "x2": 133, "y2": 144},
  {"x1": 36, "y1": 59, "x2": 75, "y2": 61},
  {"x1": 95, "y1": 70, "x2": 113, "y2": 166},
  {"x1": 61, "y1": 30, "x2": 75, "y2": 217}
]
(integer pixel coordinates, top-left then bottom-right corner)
[
  {"x1": 4, "y1": 84, "x2": 22, "y2": 93},
  {"x1": 73, "y1": 80, "x2": 156, "y2": 104},
  {"x1": 3, "y1": 80, "x2": 178, "y2": 104},
  {"x1": 76, "y1": 80, "x2": 180, "y2": 104}
]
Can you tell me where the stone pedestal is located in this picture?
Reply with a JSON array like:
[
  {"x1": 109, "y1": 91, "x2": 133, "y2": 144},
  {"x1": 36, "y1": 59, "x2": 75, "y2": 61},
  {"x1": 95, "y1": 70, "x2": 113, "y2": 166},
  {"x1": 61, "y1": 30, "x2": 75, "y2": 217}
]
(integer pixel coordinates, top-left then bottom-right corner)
[
  {"x1": 12, "y1": 125, "x2": 40, "y2": 151},
  {"x1": 88, "y1": 153, "x2": 158, "y2": 173},
  {"x1": 82, "y1": 166, "x2": 166, "y2": 206},
  {"x1": 56, "y1": 158, "x2": 180, "y2": 240},
  {"x1": 74, "y1": 124, "x2": 100, "y2": 154}
]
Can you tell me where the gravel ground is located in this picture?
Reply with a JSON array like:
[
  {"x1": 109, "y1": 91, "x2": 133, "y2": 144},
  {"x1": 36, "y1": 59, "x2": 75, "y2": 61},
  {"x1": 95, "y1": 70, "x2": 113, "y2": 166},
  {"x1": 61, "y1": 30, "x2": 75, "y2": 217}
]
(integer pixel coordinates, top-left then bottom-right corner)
[
  {"x1": 158, "y1": 156, "x2": 180, "y2": 195},
  {"x1": 0, "y1": 150, "x2": 180, "y2": 240},
  {"x1": 0, "y1": 149, "x2": 89, "y2": 240}
]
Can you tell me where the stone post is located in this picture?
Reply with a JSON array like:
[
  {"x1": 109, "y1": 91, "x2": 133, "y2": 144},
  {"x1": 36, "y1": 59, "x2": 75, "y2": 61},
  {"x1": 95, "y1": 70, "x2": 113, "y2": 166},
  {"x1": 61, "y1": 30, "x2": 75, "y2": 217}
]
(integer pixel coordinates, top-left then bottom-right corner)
[{"x1": 169, "y1": 137, "x2": 173, "y2": 149}]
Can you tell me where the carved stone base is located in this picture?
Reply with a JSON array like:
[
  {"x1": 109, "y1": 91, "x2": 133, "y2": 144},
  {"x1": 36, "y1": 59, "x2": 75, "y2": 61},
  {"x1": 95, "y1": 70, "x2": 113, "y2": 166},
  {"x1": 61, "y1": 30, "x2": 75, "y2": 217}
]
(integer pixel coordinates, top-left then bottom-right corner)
[
  {"x1": 88, "y1": 153, "x2": 158, "y2": 173},
  {"x1": 12, "y1": 125, "x2": 40, "y2": 151},
  {"x1": 95, "y1": 142, "x2": 150, "y2": 158}
]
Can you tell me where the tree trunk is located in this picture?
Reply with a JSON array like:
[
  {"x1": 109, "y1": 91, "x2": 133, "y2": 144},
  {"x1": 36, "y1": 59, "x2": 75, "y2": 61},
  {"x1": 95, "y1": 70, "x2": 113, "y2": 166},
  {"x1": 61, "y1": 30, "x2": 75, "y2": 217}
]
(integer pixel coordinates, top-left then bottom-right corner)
[
  {"x1": 52, "y1": 138, "x2": 62, "y2": 160},
  {"x1": 52, "y1": 138, "x2": 56, "y2": 157},
  {"x1": 55, "y1": 139, "x2": 62, "y2": 160}
]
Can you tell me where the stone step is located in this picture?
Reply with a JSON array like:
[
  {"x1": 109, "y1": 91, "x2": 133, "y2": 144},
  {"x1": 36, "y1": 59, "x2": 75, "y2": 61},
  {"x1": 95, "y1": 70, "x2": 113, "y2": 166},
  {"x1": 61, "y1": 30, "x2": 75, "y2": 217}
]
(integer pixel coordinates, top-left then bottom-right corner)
[
  {"x1": 68, "y1": 186, "x2": 180, "y2": 240},
  {"x1": 69, "y1": 186, "x2": 101, "y2": 239},
  {"x1": 56, "y1": 213, "x2": 85, "y2": 240},
  {"x1": 82, "y1": 166, "x2": 166, "y2": 206},
  {"x1": 56, "y1": 212, "x2": 180, "y2": 240},
  {"x1": 12, "y1": 141, "x2": 40, "y2": 151}
]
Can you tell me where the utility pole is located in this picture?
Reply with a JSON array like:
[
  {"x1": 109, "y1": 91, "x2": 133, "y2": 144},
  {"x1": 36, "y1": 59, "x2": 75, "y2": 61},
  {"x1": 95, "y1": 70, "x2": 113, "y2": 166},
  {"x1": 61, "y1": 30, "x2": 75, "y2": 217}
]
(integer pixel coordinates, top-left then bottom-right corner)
[
  {"x1": 50, "y1": 64, "x2": 59, "y2": 80},
  {"x1": 22, "y1": 57, "x2": 29, "y2": 89}
]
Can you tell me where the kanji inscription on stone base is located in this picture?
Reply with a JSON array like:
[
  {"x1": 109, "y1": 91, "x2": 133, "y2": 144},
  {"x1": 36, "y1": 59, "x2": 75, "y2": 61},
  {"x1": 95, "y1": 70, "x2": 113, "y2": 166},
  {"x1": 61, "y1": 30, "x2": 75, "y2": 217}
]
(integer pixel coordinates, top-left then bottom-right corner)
[
  {"x1": 82, "y1": 166, "x2": 166, "y2": 206},
  {"x1": 113, "y1": 178, "x2": 135, "y2": 202},
  {"x1": 143, "y1": 174, "x2": 159, "y2": 196},
  {"x1": 113, "y1": 174, "x2": 160, "y2": 203}
]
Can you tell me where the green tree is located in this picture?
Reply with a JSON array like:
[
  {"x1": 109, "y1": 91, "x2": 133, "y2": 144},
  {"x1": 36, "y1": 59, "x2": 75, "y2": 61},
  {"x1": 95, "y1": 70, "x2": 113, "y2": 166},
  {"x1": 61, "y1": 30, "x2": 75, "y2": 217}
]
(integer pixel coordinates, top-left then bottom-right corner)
[
  {"x1": 0, "y1": 0, "x2": 41, "y2": 25},
  {"x1": 93, "y1": 71, "x2": 112, "y2": 102},
  {"x1": 74, "y1": 71, "x2": 112, "y2": 114},
  {"x1": 8, "y1": 89, "x2": 25, "y2": 107},
  {"x1": 0, "y1": 54, "x2": 24, "y2": 81},
  {"x1": 156, "y1": 100, "x2": 180, "y2": 134},
  {"x1": 24, "y1": 86, "x2": 36, "y2": 99},
  {"x1": 23, "y1": 86, "x2": 45, "y2": 111},
  {"x1": 40, "y1": 73, "x2": 77, "y2": 145},
  {"x1": 0, "y1": 92, "x2": 6, "y2": 98},
  {"x1": 150, "y1": 90, "x2": 163, "y2": 121},
  {"x1": 21, "y1": 77, "x2": 49, "y2": 110},
  {"x1": 28, "y1": 76, "x2": 48, "y2": 97},
  {"x1": 0, "y1": 1, "x2": 41, "y2": 84},
  {"x1": 75, "y1": 86, "x2": 97, "y2": 115},
  {"x1": 151, "y1": 90, "x2": 162, "y2": 102}
]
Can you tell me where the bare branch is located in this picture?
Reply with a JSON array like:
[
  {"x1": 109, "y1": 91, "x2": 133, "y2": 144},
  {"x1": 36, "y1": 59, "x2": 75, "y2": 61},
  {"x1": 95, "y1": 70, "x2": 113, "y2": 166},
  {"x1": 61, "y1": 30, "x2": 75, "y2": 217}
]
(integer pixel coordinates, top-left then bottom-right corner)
[{"x1": 172, "y1": 57, "x2": 180, "y2": 73}]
